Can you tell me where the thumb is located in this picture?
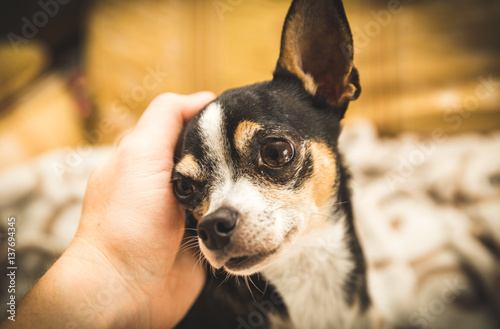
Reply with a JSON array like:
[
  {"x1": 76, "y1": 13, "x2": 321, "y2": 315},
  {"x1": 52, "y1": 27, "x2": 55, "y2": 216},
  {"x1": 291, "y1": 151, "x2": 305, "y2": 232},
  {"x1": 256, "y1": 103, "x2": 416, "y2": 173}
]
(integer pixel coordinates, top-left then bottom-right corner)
[{"x1": 134, "y1": 92, "x2": 216, "y2": 142}]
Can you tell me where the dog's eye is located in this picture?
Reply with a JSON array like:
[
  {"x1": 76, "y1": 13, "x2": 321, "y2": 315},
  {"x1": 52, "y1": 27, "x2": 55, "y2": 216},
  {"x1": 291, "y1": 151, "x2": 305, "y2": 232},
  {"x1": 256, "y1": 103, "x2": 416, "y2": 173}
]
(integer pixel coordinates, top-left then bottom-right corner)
[
  {"x1": 173, "y1": 178, "x2": 194, "y2": 198},
  {"x1": 261, "y1": 140, "x2": 294, "y2": 167}
]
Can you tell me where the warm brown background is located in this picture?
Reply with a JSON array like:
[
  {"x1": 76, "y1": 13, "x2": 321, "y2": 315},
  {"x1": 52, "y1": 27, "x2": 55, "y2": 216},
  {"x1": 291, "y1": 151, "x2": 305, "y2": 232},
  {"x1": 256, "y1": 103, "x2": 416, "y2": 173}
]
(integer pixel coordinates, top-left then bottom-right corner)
[{"x1": 0, "y1": 0, "x2": 499, "y2": 170}]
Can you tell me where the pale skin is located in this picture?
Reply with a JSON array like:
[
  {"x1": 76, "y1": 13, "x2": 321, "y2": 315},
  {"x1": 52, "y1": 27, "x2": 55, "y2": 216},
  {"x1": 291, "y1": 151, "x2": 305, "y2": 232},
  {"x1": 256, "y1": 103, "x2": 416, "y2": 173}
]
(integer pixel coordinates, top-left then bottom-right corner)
[{"x1": 0, "y1": 92, "x2": 216, "y2": 329}]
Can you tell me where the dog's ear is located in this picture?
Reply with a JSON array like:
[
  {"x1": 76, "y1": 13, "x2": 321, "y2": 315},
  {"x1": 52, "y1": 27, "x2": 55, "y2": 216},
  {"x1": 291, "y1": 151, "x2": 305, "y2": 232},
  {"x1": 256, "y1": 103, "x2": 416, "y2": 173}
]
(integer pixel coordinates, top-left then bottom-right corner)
[{"x1": 274, "y1": 0, "x2": 360, "y2": 112}]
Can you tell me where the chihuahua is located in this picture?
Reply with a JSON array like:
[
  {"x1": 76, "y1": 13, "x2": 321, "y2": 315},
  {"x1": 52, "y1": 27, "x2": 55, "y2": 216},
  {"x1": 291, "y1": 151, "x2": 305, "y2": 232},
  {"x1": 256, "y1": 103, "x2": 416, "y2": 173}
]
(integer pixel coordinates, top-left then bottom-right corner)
[{"x1": 172, "y1": 0, "x2": 371, "y2": 328}]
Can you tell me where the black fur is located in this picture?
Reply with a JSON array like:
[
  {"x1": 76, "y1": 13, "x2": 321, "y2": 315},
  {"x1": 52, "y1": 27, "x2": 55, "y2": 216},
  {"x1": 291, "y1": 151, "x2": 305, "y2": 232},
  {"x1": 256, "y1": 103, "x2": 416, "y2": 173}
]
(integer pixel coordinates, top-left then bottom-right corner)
[
  {"x1": 336, "y1": 156, "x2": 371, "y2": 311},
  {"x1": 173, "y1": 72, "x2": 369, "y2": 329},
  {"x1": 172, "y1": 0, "x2": 369, "y2": 327}
]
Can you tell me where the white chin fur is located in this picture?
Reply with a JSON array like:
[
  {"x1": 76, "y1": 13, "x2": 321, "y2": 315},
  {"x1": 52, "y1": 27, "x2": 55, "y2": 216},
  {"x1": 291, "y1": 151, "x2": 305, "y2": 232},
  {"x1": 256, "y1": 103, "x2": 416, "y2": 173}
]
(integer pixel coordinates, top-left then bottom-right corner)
[
  {"x1": 223, "y1": 253, "x2": 277, "y2": 276},
  {"x1": 223, "y1": 266, "x2": 260, "y2": 276},
  {"x1": 204, "y1": 239, "x2": 292, "y2": 276}
]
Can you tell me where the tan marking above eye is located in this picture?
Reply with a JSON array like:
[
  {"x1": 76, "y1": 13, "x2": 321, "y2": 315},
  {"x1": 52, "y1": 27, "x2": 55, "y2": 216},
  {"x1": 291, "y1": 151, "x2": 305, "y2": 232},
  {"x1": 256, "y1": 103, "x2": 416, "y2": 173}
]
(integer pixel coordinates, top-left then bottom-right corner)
[
  {"x1": 175, "y1": 154, "x2": 203, "y2": 180},
  {"x1": 234, "y1": 121, "x2": 262, "y2": 155}
]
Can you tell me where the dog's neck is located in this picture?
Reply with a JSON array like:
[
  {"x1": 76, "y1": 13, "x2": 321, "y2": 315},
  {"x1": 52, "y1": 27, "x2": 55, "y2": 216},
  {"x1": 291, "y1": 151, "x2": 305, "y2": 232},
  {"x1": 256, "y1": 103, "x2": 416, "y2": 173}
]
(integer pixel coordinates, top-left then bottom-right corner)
[{"x1": 262, "y1": 176, "x2": 371, "y2": 329}]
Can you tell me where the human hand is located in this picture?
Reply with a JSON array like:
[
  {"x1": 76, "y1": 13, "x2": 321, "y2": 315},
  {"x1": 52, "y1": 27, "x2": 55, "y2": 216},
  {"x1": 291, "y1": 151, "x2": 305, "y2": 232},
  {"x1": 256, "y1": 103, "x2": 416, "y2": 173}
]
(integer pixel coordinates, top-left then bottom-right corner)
[
  {"x1": 76, "y1": 92, "x2": 216, "y2": 327},
  {"x1": 2, "y1": 92, "x2": 215, "y2": 329}
]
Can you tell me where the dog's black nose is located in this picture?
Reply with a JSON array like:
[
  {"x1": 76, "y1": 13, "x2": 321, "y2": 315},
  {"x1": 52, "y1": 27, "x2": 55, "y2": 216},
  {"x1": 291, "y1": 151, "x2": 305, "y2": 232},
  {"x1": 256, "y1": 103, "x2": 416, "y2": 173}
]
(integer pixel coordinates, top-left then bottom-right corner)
[{"x1": 198, "y1": 208, "x2": 238, "y2": 250}]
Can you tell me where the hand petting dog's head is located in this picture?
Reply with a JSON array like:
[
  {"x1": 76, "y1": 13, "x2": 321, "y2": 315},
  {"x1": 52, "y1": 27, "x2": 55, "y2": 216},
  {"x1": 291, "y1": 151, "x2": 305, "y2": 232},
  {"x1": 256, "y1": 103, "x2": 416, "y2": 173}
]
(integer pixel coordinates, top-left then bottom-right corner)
[{"x1": 172, "y1": 0, "x2": 360, "y2": 276}]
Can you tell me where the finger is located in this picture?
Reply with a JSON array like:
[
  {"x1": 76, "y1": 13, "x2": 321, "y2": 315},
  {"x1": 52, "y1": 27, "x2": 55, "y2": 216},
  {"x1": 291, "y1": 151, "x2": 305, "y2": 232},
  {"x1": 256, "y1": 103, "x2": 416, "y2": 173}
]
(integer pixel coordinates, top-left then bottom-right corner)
[
  {"x1": 179, "y1": 91, "x2": 217, "y2": 122},
  {"x1": 134, "y1": 92, "x2": 216, "y2": 139}
]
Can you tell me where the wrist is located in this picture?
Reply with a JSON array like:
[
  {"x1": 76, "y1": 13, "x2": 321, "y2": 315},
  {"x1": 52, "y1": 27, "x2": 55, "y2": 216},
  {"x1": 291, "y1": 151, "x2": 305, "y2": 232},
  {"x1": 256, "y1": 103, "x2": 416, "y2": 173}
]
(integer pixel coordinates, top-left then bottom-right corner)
[
  {"x1": 1, "y1": 243, "x2": 148, "y2": 329},
  {"x1": 57, "y1": 239, "x2": 150, "y2": 329}
]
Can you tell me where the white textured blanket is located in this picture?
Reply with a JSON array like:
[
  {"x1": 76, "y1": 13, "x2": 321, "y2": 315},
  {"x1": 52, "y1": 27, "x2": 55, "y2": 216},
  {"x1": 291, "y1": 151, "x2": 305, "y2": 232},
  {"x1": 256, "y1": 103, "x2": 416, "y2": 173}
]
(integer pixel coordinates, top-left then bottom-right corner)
[
  {"x1": 1, "y1": 120, "x2": 499, "y2": 327},
  {"x1": 341, "y1": 120, "x2": 500, "y2": 328}
]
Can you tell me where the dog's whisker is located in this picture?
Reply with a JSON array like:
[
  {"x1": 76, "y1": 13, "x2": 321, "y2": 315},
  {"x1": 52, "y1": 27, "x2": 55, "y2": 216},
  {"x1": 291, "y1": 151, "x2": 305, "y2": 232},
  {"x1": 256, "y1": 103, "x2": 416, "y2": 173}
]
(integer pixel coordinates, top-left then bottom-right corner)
[
  {"x1": 178, "y1": 242, "x2": 198, "y2": 251},
  {"x1": 247, "y1": 276, "x2": 264, "y2": 296},
  {"x1": 209, "y1": 264, "x2": 217, "y2": 278},
  {"x1": 192, "y1": 251, "x2": 206, "y2": 272},
  {"x1": 180, "y1": 238, "x2": 198, "y2": 246},
  {"x1": 178, "y1": 236, "x2": 199, "y2": 252},
  {"x1": 180, "y1": 235, "x2": 198, "y2": 243},
  {"x1": 178, "y1": 243, "x2": 199, "y2": 254},
  {"x1": 190, "y1": 251, "x2": 205, "y2": 275},
  {"x1": 262, "y1": 277, "x2": 269, "y2": 296},
  {"x1": 244, "y1": 276, "x2": 256, "y2": 301},
  {"x1": 219, "y1": 271, "x2": 233, "y2": 287},
  {"x1": 175, "y1": 226, "x2": 200, "y2": 236}
]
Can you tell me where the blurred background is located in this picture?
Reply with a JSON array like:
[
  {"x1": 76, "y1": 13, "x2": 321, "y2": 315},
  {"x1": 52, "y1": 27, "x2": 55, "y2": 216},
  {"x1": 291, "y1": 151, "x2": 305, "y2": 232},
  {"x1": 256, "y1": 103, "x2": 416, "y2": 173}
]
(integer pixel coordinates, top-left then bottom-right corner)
[
  {"x1": 0, "y1": 0, "x2": 499, "y2": 169},
  {"x1": 0, "y1": 0, "x2": 499, "y2": 327}
]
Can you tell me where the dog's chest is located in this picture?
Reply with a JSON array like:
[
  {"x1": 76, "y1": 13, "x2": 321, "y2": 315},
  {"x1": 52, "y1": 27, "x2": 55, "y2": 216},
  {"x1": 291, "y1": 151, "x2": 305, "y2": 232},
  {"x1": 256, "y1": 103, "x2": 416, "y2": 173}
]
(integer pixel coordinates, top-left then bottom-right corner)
[{"x1": 262, "y1": 220, "x2": 360, "y2": 329}]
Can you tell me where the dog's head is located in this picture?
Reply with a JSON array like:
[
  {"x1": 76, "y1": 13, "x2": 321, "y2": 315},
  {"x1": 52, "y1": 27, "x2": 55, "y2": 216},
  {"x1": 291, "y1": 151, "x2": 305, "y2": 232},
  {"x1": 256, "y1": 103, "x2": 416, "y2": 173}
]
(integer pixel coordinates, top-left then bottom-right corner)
[{"x1": 172, "y1": 0, "x2": 360, "y2": 276}]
